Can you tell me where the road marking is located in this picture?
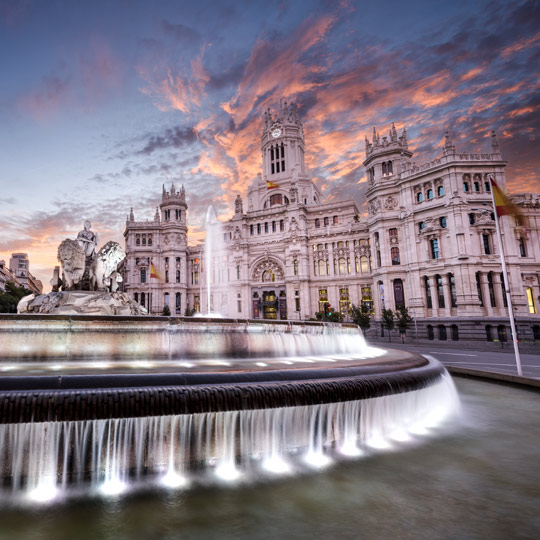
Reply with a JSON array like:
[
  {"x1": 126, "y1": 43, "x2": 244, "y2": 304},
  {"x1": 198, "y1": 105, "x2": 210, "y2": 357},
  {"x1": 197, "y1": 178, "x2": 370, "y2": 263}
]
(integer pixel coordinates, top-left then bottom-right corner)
[{"x1": 429, "y1": 351, "x2": 477, "y2": 357}]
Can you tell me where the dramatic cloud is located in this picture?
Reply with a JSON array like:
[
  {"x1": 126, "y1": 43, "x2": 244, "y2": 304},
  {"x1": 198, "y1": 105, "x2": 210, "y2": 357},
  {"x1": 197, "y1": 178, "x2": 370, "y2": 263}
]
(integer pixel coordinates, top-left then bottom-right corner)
[{"x1": 2, "y1": 0, "x2": 539, "y2": 290}]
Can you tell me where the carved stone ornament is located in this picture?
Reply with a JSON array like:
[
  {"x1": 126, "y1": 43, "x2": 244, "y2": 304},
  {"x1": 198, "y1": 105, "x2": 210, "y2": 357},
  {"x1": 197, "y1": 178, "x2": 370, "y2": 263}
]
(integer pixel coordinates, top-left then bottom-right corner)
[
  {"x1": 384, "y1": 196, "x2": 398, "y2": 210},
  {"x1": 18, "y1": 291, "x2": 147, "y2": 316},
  {"x1": 368, "y1": 199, "x2": 381, "y2": 216},
  {"x1": 252, "y1": 258, "x2": 285, "y2": 282}
]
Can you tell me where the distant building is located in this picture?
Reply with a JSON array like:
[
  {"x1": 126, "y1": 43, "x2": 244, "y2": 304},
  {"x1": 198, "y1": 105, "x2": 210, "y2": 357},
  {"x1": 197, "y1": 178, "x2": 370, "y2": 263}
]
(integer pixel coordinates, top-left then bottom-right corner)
[
  {"x1": 124, "y1": 101, "x2": 540, "y2": 343},
  {"x1": 8, "y1": 253, "x2": 43, "y2": 294}
]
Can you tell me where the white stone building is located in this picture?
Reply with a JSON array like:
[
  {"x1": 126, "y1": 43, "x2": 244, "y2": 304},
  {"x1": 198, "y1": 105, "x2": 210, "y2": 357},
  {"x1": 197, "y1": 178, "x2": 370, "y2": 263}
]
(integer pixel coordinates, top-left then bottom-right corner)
[{"x1": 124, "y1": 101, "x2": 540, "y2": 343}]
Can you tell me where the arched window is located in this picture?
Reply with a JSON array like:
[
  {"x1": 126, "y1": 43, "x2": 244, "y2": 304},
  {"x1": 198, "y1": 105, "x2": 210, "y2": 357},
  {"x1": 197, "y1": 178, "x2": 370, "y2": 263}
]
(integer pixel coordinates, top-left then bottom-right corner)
[
  {"x1": 438, "y1": 325, "x2": 447, "y2": 340},
  {"x1": 388, "y1": 228, "x2": 398, "y2": 238},
  {"x1": 318, "y1": 259, "x2": 326, "y2": 276},
  {"x1": 440, "y1": 216, "x2": 447, "y2": 228},
  {"x1": 485, "y1": 325, "x2": 493, "y2": 341},
  {"x1": 382, "y1": 162, "x2": 387, "y2": 175},
  {"x1": 474, "y1": 182, "x2": 480, "y2": 192},
  {"x1": 427, "y1": 188, "x2": 434, "y2": 200},
  {"x1": 391, "y1": 247, "x2": 400, "y2": 265},
  {"x1": 134, "y1": 292, "x2": 139, "y2": 303},
  {"x1": 176, "y1": 270, "x2": 180, "y2": 283},
  {"x1": 484, "y1": 182, "x2": 491, "y2": 193},
  {"x1": 338, "y1": 258, "x2": 346, "y2": 275},
  {"x1": 315, "y1": 218, "x2": 320, "y2": 228},
  {"x1": 376, "y1": 250, "x2": 381, "y2": 267},
  {"x1": 136, "y1": 234, "x2": 140, "y2": 245},
  {"x1": 262, "y1": 269, "x2": 275, "y2": 282},
  {"x1": 417, "y1": 192, "x2": 423, "y2": 203},
  {"x1": 387, "y1": 161, "x2": 393, "y2": 174},
  {"x1": 463, "y1": 182, "x2": 469, "y2": 192},
  {"x1": 419, "y1": 221, "x2": 425, "y2": 232},
  {"x1": 269, "y1": 193, "x2": 283, "y2": 206},
  {"x1": 176, "y1": 292, "x2": 181, "y2": 313},
  {"x1": 437, "y1": 185, "x2": 445, "y2": 196},
  {"x1": 148, "y1": 235, "x2": 153, "y2": 246},
  {"x1": 140, "y1": 268, "x2": 146, "y2": 283}
]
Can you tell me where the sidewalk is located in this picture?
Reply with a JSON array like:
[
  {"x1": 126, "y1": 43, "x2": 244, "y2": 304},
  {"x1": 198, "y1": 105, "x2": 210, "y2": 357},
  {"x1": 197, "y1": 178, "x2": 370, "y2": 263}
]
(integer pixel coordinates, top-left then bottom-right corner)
[{"x1": 365, "y1": 338, "x2": 540, "y2": 384}]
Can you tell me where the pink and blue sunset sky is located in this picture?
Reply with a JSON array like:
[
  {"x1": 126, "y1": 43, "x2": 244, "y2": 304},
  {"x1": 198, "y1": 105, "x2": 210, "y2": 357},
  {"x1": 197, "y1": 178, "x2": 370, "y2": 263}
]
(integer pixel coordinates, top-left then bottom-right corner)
[{"x1": 1, "y1": 0, "x2": 539, "y2": 289}]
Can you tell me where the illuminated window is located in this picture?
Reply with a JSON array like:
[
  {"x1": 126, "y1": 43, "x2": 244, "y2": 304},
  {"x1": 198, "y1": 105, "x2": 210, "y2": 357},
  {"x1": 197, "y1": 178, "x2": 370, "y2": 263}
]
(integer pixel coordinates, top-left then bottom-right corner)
[{"x1": 526, "y1": 287, "x2": 537, "y2": 314}]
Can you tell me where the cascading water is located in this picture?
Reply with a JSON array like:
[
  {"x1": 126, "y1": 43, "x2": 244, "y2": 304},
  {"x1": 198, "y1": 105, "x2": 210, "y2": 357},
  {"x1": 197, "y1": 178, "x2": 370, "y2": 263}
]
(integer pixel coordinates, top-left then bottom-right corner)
[
  {"x1": 0, "y1": 321, "x2": 461, "y2": 506},
  {"x1": 0, "y1": 373, "x2": 459, "y2": 505}
]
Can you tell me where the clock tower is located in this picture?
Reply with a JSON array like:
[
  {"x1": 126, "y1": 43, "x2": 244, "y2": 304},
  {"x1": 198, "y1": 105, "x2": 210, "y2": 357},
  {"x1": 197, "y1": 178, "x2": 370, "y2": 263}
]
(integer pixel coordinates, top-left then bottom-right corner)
[
  {"x1": 261, "y1": 99, "x2": 307, "y2": 183},
  {"x1": 248, "y1": 99, "x2": 320, "y2": 212}
]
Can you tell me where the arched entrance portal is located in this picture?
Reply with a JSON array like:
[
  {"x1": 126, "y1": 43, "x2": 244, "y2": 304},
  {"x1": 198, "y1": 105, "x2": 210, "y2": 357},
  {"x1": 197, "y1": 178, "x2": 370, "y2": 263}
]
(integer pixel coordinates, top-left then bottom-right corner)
[{"x1": 251, "y1": 259, "x2": 287, "y2": 320}]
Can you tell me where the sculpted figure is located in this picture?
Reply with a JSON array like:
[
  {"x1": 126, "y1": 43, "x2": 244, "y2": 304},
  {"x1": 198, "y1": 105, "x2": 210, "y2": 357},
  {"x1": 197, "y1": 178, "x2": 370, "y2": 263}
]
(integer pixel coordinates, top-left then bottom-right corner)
[
  {"x1": 57, "y1": 239, "x2": 86, "y2": 290},
  {"x1": 90, "y1": 241, "x2": 126, "y2": 291},
  {"x1": 77, "y1": 221, "x2": 98, "y2": 259}
]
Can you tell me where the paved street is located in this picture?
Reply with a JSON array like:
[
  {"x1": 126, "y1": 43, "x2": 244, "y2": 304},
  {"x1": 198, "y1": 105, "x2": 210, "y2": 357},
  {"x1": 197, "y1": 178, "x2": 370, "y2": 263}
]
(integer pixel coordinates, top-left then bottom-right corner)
[{"x1": 367, "y1": 340, "x2": 540, "y2": 380}]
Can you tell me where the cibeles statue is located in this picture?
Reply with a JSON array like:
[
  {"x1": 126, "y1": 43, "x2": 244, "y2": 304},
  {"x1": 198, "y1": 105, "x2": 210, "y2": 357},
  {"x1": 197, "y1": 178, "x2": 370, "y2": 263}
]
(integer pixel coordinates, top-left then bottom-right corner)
[
  {"x1": 77, "y1": 221, "x2": 98, "y2": 259},
  {"x1": 19, "y1": 222, "x2": 146, "y2": 315}
]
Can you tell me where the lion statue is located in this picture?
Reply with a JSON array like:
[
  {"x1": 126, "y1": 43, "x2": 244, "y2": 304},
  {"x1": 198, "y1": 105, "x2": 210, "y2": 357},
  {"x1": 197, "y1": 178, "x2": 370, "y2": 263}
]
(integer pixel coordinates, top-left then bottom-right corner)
[
  {"x1": 90, "y1": 241, "x2": 126, "y2": 292},
  {"x1": 57, "y1": 239, "x2": 86, "y2": 290}
]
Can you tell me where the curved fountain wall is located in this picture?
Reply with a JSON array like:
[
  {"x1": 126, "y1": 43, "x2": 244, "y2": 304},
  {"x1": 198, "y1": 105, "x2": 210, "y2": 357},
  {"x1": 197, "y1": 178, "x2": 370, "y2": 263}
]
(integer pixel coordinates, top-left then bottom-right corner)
[{"x1": 0, "y1": 315, "x2": 366, "y2": 360}]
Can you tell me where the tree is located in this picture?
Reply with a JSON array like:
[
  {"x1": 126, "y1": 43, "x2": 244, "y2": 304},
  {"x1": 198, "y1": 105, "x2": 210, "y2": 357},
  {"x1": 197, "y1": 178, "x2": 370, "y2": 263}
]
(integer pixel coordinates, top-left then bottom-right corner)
[
  {"x1": 0, "y1": 282, "x2": 32, "y2": 313},
  {"x1": 162, "y1": 305, "x2": 171, "y2": 316},
  {"x1": 395, "y1": 305, "x2": 413, "y2": 343},
  {"x1": 350, "y1": 304, "x2": 371, "y2": 332},
  {"x1": 381, "y1": 308, "x2": 395, "y2": 342}
]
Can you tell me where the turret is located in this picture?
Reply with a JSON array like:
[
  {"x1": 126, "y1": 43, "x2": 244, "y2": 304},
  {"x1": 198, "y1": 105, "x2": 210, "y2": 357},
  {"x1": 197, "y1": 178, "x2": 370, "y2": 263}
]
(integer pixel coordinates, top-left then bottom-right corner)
[
  {"x1": 364, "y1": 123, "x2": 413, "y2": 186},
  {"x1": 160, "y1": 182, "x2": 188, "y2": 224}
]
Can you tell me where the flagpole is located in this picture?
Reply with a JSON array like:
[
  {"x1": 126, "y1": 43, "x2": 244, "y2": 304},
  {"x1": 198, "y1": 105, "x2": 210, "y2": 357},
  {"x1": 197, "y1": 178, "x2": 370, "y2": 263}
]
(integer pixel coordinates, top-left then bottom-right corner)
[{"x1": 489, "y1": 175, "x2": 522, "y2": 376}]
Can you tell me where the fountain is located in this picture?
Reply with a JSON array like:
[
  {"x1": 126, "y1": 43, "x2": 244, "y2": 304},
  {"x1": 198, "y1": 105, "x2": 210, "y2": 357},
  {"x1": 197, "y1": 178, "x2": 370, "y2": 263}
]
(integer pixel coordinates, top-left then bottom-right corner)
[
  {"x1": 0, "y1": 220, "x2": 462, "y2": 508},
  {"x1": 201, "y1": 205, "x2": 226, "y2": 317}
]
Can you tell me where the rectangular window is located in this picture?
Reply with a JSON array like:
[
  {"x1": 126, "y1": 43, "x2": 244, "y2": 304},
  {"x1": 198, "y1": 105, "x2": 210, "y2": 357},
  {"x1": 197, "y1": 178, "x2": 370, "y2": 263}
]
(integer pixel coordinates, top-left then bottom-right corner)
[
  {"x1": 264, "y1": 222, "x2": 268, "y2": 233},
  {"x1": 272, "y1": 221, "x2": 276, "y2": 232},
  {"x1": 526, "y1": 287, "x2": 537, "y2": 314},
  {"x1": 257, "y1": 223, "x2": 261, "y2": 235},
  {"x1": 318, "y1": 289, "x2": 328, "y2": 313},
  {"x1": 250, "y1": 225, "x2": 254, "y2": 235},
  {"x1": 140, "y1": 268, "x2": 146, "y2": 283},
  {"x1": 324, "y1": 217, "x2": 329, "y2": 226},
  {"x1": 333, "y1": 216, "x2": 338, "y2": 225},
  {"x1": 424, "y1": 277, "x2": 433, "y2": 309},
  {"x1": 488, "y1": 273, "x2": 496, "y2": 308},
  {"x1": 280, "y1": 220, "x2": 284, "y2": 232},
  {"x1": 448, "y1": 273, "x2": 457, "y2": 308},
  {"x1": 295, "y1": 290, "x2": 300, "y2": 312},
  {"x1": 339, "y1": 288, "x2": 350, "y2": 315},
  {"x1": 430, "y1": 239, "x2": 440, "y2": 259},
  {"x1": 436, "y1": 275, "x2": 445, "y2": 308},
  {"x1": 482, "y1": 234, "x2": 491, "y2": 255},
  {"x1": 361, "y1": 287, "x2": 373, "y2": 312},
  {"x1": 476, "y1": 272, "x2": 483, "y2": 306}
]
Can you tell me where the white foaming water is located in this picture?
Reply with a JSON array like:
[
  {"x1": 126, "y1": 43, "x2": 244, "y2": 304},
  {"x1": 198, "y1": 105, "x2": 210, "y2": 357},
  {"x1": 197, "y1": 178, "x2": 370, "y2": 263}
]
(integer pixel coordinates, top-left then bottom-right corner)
[
  {"x1": 203, "y1": 205, "x2": 226, "y2": 317},
  {"x1": 0, "y1": 373, "x2": 460, "y2": 505}
]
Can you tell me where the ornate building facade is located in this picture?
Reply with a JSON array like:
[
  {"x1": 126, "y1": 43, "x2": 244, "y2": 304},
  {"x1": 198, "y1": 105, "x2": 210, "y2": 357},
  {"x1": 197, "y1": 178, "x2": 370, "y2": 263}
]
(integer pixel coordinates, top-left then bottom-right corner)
[{"x1": 124, "y1": 101, "x2": 540, "y2": 342}]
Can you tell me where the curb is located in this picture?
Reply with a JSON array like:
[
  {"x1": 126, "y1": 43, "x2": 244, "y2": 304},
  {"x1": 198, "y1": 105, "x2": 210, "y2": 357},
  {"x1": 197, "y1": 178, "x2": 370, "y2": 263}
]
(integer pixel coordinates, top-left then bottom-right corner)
[{"x1": 447, "y1": 366, "x2": 540, "y2": 390}]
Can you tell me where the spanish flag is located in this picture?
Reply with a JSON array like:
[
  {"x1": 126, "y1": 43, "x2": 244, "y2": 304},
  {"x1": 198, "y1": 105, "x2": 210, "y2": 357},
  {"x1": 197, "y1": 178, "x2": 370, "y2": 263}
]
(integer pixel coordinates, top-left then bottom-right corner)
[
  {"x1": 150, "y1": 260, "x2": 163, "y2": 281},
  {"x1": 490, "y1": 176, "x2": 526, "y2": 227},
  {"x1": 266, "y1": 180, "x2": 279, "y2": 190}
]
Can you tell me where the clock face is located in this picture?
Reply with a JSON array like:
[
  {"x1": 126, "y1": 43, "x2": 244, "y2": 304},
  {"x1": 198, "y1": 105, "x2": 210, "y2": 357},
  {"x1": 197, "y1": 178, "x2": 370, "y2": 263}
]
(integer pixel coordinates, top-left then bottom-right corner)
[{"x1": 272, "y1": 128, "x2": 281, "y2": 138}]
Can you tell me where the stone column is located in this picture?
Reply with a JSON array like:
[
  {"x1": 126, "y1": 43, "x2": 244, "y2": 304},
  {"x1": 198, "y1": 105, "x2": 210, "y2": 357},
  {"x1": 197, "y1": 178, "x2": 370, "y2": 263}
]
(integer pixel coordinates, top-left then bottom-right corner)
[
  {"x1": 479, "y1": 272, "x2": 492, "y2": 315},
  {"x1": 441, "y1": 274, "x2": 452, "y2": 315},
  {"x1": 492, "y1": 273, "x2": 506, "y2": 314}
]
